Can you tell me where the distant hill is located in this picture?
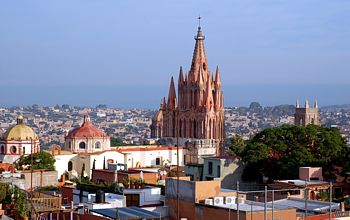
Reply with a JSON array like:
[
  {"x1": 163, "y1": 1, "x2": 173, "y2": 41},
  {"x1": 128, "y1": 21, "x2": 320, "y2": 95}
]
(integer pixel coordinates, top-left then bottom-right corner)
[{"x1": 320, "y1": 104, "x2": 350, "y2": 112}]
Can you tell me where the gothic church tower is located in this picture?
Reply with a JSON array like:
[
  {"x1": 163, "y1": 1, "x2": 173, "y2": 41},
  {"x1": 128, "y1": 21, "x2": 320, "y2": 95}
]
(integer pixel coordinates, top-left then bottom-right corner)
[
  {"x1": 294, "y1": 99, "x2": 319, "y2": 126},
  {"x1": 151, "y1": 24, "x2": 225, "y2": 163}
]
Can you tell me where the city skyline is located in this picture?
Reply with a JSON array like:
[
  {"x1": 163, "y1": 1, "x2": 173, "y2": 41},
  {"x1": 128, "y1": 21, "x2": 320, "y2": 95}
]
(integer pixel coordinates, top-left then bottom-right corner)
[{"x1": 1, "y1": 1, "x2": 350, "y2": 108}]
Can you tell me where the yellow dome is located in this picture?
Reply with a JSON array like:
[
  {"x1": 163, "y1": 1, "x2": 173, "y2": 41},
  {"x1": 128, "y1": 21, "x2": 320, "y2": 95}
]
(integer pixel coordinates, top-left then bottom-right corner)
[{"x1": 2, "y1": 116, "x2": 38, "y2": 141}]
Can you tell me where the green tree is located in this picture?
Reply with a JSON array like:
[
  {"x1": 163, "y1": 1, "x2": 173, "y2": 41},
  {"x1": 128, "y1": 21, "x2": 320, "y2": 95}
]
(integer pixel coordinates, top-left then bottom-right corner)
[
  {"x1": 228, "y1": 135, "x2": 246, "y2": 156},
  {"x1": 14, "y1": 151, "x2": 55, "y2": 171},
  {"x1": 81, "y1": 163, "x2": 86, "y2": 180},
  {"x1": 0, "y1": 183, "x2": 10, "y2": 203},
  {"x1": 15, "y1": 189, "x2": 30, "y2": 217},
  {"x1": 110, "y1": 137, "x2": 126, "y2": 146},
  {"x1": 241, "y1": 124, "x2": 349, "y2": 181}
]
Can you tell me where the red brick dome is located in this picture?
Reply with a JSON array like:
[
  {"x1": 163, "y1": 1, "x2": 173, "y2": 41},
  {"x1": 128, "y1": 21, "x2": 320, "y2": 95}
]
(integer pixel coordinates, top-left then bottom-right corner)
[{"x1": 66, "y1": 115, "x2": 108, "y2": 138}]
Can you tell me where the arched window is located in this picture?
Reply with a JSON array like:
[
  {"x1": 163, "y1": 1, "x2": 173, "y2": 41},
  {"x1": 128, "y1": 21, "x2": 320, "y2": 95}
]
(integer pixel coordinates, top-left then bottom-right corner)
[
  {"x1": 95, "y1": 141, "x2": 101, "y2": 149},
  {"x1": 193, "y1": 119, "x2": 197, "y2": 138},
  {"x1": 68, "y1": 161, "x2": 73, "y2": 171},
  {"x1": 79, "y1": 142, "x2": 86, "y2": 149},
  {"x1": 0, "y1": 146, "x2": 4, "y2": 154},
  {"x1": 11, "y1": 146, "x2": 17, "y2": 154}
]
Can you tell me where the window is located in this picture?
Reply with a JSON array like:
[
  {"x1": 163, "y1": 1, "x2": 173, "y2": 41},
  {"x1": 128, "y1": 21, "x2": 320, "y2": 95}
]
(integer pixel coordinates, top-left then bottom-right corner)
[
  {"x1": 0, "y1": 146, "x2": 4, "y2": 154},
  {"x1": 208, "y1": 162, "x2": 213, "y2": 175},
  {"x1": 217, "y1": 165, "x2": 221, "y2": 177},
  {"x1": 125, "y1": 194, "x2": 140, "y2": 207},
  {"x1": 156, "y1": 158, "x2": 161, "y2": 166},
  {"x1": 68, "y1": 141, "x2": 72, "y2": 149},
  {"x1": 11, "y1": 146, "x2": 17, "y2": 154},
  {"x1": 79, "y1": 142, "x2": 86, "y2": 149},
  {"x1": 68, "y1": 161, "x2": 73, "y2": 171},
  {"x1": 95, "y1": 141, "x2": 101, "y2": 149},
  {"x1": 23, "y1": 146, "x2": 26, "y2": 155}
]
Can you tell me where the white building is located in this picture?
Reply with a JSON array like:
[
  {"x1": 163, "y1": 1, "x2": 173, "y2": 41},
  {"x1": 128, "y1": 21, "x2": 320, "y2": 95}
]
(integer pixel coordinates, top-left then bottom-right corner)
[
  {"x1": 53, "y1": 146, "x2": 184, "y2": 179},
  {"x1": 53, "y1": 115, "x2": 184, "y2": 180}
]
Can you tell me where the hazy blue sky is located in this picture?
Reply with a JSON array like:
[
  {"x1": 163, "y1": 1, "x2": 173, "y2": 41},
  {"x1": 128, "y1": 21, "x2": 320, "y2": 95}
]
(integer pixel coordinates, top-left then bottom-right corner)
[{"x1": 0, "y1": 1, "x2": 349, "y2": 108}]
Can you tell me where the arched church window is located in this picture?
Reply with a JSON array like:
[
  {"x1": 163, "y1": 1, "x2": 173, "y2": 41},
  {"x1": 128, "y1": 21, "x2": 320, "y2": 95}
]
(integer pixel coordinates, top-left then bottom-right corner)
[
  {"x1": 0, "y1": 146, "x2": 4, "y2": 154},
  {"x1": 79, "y1": 142, "x2": 86, "y2": 149},
  {"x1": 193, "y1": 120, "x2": 197, "y2": 138},
  {"x1": 11, "y1": 146, "x2": 17, "y2": 154},
  {"x1": 68, "y1": 161, "x2": 73, "y2": 171},
  {"x1": 95, "y1": 141, "x2": 101, "y2": 149}
]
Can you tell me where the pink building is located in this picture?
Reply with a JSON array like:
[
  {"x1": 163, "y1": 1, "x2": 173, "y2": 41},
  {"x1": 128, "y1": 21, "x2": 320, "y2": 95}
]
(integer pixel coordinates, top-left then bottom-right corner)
[
  {"x1": 151, "y1": 24, "x2": 225, "y2": 163},
  {"x1": 299, "y1": 167, "x2": 323, "y2": 181}
]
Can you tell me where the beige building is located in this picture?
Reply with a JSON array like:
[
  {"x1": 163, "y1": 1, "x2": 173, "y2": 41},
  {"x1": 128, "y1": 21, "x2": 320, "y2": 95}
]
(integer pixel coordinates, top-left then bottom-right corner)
[{"x1": 294, "y1": 99, "x2": 319, "y2": 126}]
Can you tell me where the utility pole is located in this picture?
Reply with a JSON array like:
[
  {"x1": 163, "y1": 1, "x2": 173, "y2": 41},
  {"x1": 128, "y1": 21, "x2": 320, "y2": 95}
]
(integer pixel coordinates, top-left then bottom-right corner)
[
  {"x1": 305, "y1": 180, "x2": 308, "y2": 220},
  {"x1": 30, "y1": 138, "x2": 34, "y2": 219},
  {"x1": 329, "y1": 182, "x2": 332, "y2": 220},
  {"x1": 237, "y1": 181, "x2": 240, "y2": 220},
  {"x1": 228, "y1": 204, "x2": 231, "y2": 220},
  {"x1": 272, "y1": 187, "x2": 274, "y2": 220},
  {"x1": 176, "y1": 110, "x2": 180, "y2": 220},
  {"x1": 264, "y1": 186, "x2": 267, "y2": 220}
]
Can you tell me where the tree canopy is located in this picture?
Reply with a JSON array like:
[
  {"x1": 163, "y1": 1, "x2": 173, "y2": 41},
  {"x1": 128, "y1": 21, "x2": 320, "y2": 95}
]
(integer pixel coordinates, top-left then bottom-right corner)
[
  {"x1": 228, "y1": 134, "x2": 246, "y2": 156},
  {"x1": 110, "y1": 137, "x2": 126, "y2": 146},
  {"x1": 14, "y1": 151, "x2": 56, "y2": 171},
  {"x1": 241, "y1": 124, "x2": 349, "y2": 181}
]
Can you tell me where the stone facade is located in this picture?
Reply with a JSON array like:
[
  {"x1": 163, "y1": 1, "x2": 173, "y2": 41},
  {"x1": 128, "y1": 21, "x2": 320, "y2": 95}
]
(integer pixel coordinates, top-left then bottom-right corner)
[
  {"x1": 151, "y1": 26, "x2": 225, "y2": 163},
  {"x1": 294, "y1": 99, "x2": 319, "y2": 126}
]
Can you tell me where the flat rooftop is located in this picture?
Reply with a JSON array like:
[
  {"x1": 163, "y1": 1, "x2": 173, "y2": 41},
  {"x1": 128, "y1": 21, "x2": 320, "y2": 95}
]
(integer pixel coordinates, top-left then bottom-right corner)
[
  {"x1": 276, "y1": 179, "x2": 328, "y2": 186},
  {"x1": 214, "y1": 202, "x2": 271, "y2": 212},
  {"x1": 90, "y1": 206, "x2": 161, "y2": 219},
  {"x1": 270, "y1": 198, "x2": 339, "y2": 212},
  {"x1": 198, "y1": 200, "x2": 290, "y2": 212}
]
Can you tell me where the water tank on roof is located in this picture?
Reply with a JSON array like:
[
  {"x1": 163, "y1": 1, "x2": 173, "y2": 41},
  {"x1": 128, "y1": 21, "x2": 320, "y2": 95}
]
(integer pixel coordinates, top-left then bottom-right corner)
[{"x1": 96, "y1": 190, "x2": 105, "y2": 203}]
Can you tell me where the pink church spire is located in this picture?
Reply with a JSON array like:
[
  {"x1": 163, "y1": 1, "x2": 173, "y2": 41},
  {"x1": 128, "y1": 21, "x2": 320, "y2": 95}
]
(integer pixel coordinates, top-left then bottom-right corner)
[
  {"x1": 189, "y1": 22, "x2": 208, "y2": 83},
  {"x1": 167, "y1": 77, "x2": 177, "y2": 110}
]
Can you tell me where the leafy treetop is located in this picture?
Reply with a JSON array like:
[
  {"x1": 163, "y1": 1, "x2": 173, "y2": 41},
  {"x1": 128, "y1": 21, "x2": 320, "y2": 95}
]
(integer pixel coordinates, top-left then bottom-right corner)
[
  {"x1": 241, "y1": 124, "x2": 349, "y2": 181},
  {"x1": 15, "y1": 151, "x2": 56, "y2": 171}
]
